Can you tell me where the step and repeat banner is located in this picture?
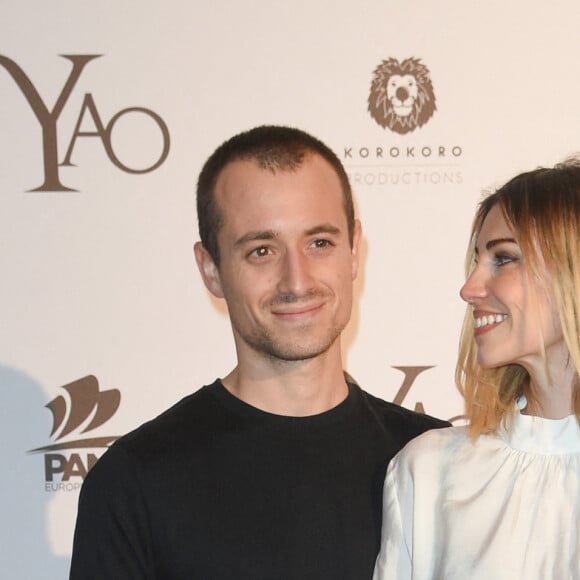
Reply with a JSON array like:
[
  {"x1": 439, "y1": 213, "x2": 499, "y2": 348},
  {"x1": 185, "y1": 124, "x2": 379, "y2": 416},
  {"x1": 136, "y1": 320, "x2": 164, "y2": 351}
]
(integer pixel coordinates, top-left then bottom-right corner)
[{"x1": 1, "y1": 1, "x2": 579, "y2": 576}]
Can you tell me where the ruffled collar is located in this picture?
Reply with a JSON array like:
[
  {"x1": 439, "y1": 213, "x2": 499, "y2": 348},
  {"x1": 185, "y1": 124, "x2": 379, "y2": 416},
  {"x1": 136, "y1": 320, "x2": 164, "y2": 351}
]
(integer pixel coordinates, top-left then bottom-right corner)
[{"x1": 500, "y1": 397, "x2": 580, "y2": 455}]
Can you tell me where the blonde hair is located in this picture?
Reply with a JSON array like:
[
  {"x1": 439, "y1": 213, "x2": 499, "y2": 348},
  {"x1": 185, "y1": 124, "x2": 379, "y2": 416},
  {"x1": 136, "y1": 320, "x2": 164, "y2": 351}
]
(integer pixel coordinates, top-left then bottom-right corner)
[{"x1": 456, "y1": 158, "x2": 580, "y2": 437}]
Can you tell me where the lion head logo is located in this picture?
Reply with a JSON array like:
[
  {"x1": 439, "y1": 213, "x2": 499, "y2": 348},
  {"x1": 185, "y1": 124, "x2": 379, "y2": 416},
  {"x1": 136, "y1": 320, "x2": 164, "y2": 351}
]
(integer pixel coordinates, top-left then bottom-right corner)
[{"x1": 368, "y1": 57, "x2": 437, "y2": 134}]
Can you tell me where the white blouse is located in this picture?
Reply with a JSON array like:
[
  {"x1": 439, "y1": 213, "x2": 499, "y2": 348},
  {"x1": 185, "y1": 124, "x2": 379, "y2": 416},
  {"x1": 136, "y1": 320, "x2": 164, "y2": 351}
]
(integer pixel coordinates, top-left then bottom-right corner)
[{"x1": 373, "y1": 410, "x2": 580, "y2": 579}]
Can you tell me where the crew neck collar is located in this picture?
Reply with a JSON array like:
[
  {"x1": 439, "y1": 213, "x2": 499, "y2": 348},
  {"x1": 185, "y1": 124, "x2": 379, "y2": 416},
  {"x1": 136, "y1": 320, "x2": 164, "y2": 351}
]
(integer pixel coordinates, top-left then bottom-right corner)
[{"x1": 210, "y1": 379, "x2": 357, "y2": 426}]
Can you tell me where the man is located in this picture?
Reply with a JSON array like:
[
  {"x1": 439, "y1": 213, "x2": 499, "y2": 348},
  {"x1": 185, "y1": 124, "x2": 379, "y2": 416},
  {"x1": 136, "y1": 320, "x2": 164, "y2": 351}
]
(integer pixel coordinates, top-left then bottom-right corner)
[{"x1": 70, "y1": 125, "x2": 448, "y2": 579}]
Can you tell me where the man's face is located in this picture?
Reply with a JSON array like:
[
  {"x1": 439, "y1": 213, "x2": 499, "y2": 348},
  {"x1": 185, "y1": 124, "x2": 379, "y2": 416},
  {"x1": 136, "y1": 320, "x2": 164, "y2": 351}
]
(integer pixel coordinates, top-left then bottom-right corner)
[{"x1": 195, "y1": 153, "x2": 360, "y2": 363}]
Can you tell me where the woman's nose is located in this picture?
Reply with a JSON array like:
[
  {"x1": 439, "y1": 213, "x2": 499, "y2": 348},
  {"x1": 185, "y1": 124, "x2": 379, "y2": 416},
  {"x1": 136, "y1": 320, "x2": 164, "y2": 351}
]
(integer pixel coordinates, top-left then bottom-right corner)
[{"x1": 459, "y1": 266, "x2": 487, "y2": 304}]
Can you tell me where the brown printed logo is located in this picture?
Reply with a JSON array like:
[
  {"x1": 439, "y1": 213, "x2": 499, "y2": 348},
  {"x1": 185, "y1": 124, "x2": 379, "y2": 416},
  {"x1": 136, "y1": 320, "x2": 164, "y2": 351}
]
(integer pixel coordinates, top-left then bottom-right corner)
[
  {"x1": 0, "y1": 54, "x2": 170, "y2": 192},
  {"x1": 28, "y1": 375, "x2": 121, "y2": 490},
  {"x1": 368, "y1": 57, "x2": 436, "y2": 134}
]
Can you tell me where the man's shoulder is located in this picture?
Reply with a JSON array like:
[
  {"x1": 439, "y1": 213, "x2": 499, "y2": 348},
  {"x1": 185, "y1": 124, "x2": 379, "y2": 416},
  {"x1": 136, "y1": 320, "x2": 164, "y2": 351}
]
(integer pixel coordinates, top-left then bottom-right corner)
[
  {"x1": 95, "y1": 380, "x2": 224, "y2": 466},
  {"x1": 354, "y1": 384, "x2": 450, "y2": 443}
]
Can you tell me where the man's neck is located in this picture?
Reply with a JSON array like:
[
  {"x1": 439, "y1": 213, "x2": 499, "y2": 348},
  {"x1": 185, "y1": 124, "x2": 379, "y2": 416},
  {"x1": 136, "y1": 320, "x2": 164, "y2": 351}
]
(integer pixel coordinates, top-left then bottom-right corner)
[{"x1": 221, "y1": 346, "x2": 349, "y2": 417}]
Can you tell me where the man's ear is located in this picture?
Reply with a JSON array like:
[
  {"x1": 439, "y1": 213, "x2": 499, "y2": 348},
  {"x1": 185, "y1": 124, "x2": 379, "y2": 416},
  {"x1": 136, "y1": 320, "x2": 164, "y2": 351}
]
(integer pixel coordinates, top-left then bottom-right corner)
[
  {"x1": 351, "y1": 219, "x2": 362, "y2": 280},
  {"x1": 194, "y1": 242, "x2": 224, "y2": 298}
]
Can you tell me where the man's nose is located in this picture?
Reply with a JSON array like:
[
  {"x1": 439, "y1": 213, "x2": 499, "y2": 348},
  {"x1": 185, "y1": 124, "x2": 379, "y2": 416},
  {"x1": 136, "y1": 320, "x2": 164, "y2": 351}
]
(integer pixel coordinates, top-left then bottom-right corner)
[{"x1": 277, "y1": 249, "x2": 314, "y2": 296}]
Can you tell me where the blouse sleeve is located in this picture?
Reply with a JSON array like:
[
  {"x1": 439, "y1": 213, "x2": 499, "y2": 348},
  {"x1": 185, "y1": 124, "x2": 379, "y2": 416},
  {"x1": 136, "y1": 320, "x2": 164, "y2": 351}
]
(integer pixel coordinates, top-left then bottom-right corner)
[{"x1": 373, "y1": 454, "x2": 413, "y2": 580}]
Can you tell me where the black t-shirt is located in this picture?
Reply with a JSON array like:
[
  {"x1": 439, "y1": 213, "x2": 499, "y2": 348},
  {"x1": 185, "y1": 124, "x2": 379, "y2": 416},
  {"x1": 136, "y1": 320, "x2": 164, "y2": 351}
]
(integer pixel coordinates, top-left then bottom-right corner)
[{"x1": 70, "y1": 380, "x2": 448, "y2": 579}]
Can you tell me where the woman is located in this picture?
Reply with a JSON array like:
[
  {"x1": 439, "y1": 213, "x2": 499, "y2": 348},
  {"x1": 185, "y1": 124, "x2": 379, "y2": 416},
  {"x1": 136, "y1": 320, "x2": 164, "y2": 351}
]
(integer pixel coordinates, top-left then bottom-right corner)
[{"x1": 373, "y1": 159, "x2": 580, "y2": 579}]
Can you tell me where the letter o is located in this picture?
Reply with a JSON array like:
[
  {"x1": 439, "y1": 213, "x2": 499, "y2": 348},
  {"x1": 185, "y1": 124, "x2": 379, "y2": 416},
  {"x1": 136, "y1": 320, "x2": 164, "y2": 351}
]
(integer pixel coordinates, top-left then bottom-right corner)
[{"x1": 104, "y1": 107, "x2": 170, "y2": 173}]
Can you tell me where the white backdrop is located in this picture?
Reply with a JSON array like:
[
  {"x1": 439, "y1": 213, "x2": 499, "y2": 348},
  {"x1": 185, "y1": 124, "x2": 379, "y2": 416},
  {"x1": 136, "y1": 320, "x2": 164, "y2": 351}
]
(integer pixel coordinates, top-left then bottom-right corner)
[{"x1": 1, "y1": 1, "x2": 579, "y2": 577}]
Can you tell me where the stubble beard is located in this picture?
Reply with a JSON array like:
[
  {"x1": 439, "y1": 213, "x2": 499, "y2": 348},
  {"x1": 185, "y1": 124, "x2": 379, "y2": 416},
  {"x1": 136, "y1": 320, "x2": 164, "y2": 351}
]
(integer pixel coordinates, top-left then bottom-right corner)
[
  {"x1": 230, "y1": 288, "x2": 352, "y2": 363},
  {"x1": 245, "y1": 321, "x2": 346, "y2": 362},
  {"x1": 232, "y1": 307, "x2": 349, "y2": 363}
]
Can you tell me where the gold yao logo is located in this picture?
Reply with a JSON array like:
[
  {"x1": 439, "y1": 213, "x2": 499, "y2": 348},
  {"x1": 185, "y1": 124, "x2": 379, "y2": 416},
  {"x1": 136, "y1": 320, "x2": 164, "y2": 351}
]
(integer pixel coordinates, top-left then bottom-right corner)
[{"x1": 368, "y1": 57, "x2": 436, "y2": 134}]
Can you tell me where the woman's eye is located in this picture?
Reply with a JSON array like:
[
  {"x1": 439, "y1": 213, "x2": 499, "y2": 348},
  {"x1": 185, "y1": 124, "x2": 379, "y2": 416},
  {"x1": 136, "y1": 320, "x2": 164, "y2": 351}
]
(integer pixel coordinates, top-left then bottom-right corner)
[{"x1": 494, "y1": 253, "x2": 517, "y2": 267}]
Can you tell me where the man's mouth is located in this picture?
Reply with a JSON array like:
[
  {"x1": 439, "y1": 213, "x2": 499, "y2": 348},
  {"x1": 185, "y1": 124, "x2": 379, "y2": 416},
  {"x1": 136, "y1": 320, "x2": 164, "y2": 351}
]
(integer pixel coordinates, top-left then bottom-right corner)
[{"x1": 272, "y1": 303, "x2": 324, "y2": 319}]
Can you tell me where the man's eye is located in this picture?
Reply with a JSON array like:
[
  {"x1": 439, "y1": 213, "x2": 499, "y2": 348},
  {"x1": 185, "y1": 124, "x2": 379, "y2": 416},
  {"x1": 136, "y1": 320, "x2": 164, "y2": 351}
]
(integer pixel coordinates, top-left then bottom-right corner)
[
  {"x1": 248, "y1": 246, "x2": 271, "y2": 258},
  {"x1": 312, "y1": 239, "x2": 332, "y2": 249}
]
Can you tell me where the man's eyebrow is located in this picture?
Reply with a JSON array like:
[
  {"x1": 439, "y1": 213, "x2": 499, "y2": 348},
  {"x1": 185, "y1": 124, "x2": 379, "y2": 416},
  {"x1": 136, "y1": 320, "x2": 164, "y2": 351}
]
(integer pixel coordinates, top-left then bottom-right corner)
[
  {"x1": 474, "y1": 237, "x2": 517, "y2": 254},
  {"x1": 234, "y1": 230, "x2": 276, "y2": 247},
  {"x1": 234, "y1": 224, "x2": 342, "y2": 247},
  {"x1": 305, "y1": 224, "x2": 342, "y2": 237}
]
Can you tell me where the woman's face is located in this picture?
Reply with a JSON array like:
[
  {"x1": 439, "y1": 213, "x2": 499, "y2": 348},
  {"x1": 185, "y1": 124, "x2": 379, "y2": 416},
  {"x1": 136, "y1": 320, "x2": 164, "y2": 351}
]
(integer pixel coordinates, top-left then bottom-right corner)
[{"x1": 460, "y1": 204, "x2": 565, "y2": 371}]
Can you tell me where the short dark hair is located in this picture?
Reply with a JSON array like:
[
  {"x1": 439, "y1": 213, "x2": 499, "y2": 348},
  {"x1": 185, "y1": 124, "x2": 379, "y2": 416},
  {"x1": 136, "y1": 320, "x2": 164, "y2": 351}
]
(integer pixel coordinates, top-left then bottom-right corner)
[{"x1": 196, "y1": 125, "x2": 355, "y2": 266}]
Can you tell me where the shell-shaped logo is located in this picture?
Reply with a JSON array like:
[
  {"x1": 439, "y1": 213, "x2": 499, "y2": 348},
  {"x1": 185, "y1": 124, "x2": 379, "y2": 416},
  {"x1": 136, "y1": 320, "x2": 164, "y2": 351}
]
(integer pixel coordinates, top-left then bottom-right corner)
[
  {"x1": 368, "y1": 57, "x2": 437, "y2": 134},
  {"x1": 28, "y1": 375, "x2": 121, "y2": 453}
]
